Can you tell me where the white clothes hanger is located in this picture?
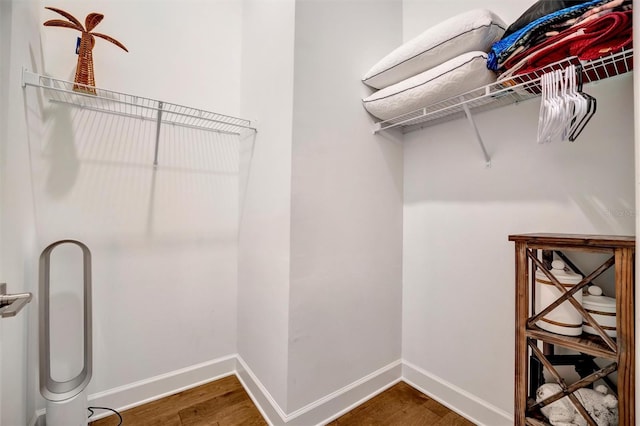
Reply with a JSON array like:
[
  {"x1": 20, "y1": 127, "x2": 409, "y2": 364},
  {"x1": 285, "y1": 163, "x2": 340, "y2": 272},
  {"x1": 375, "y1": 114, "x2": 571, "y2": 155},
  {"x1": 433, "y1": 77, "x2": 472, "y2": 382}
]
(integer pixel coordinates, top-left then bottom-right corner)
[
  {"x1": 537, "y1": 72, "x2": 556, "y2": 144},
  {"x1": 538, "y1": 69, "x2": 566, "y2": 144},
  {"x1": 537, "y1": 65, "x2": 595, "y2": 144}
]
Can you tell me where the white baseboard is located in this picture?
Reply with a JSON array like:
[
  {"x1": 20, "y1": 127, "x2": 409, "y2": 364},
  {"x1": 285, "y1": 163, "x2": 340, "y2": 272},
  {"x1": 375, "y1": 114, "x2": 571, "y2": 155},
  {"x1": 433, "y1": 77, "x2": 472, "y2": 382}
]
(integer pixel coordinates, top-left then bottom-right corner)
[
  {"x1": 86, "y1": 354, "x2": 237, "y2": 421},
  {"x1": 237, "y1": 356, "x2": 403, "y2": 426},
  {"x1": 32, "y1": 356, "x2": 514, "y2": 426},
  {"x1": 235, "y1": 356, "x2": 285, "y2": 425},
  {"x1": 299, "y1": 361, "x2": 401, "y2": 426},
  {"x1": 402, "y1": 360, "x2": 514, "y2": 426}
]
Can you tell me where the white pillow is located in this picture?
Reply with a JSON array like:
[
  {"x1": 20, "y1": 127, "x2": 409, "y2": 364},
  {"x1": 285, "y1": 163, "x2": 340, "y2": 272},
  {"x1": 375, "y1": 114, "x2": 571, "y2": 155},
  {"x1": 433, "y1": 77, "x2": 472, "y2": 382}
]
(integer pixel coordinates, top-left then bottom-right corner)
[
  {"x1": 362, "y1": 9, "x2": 505, "y2": 89},
  {"x1": 362, "y1": 51, "x2": 496, "y2": 121}
]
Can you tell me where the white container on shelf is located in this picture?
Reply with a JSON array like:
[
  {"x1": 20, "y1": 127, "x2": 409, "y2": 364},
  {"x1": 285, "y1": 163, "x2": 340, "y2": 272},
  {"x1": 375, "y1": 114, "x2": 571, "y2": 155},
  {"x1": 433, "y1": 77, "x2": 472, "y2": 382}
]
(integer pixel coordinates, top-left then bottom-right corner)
[
  {"x1": 582, "y1": 286, "x2": 617, "y2": 338},
  {"x1": 535, "y1": 260, "x2": 583, "y2": 336}
]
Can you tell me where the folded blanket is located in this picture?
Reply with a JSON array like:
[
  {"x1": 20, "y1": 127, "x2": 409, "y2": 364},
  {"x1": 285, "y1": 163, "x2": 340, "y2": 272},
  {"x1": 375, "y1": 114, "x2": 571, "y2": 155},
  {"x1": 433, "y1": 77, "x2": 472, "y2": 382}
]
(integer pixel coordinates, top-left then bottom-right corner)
[
  {"x1": 575, "y1": 10, "x2": 632, "y2": 59},
  {"x1": 565, "y1": 0, "x2": 630, "y2": 27},
  {"x1": 500, "y1": 9, "x2": 632, "y2": 77},
  {"x1": 502, "y1": 0, "x2": 594, "y2": 38},
  {"x1": 487, "y1": 0, "x2": 611, "y2": 70}
]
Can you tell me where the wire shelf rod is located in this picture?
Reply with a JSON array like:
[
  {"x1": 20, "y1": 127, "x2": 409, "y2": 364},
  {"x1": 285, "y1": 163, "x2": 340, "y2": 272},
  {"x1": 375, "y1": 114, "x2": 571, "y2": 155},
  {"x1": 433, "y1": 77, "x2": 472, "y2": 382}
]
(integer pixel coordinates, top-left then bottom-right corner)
[
  {"x1": 372, "y1": 48, "x2": 633, "y2": 134},
  {"x1": 47, "y1": 99, "x2": 246, "y2": 136},
  {"x1": 21, "y1": 69, "x2": 256, "y2": 134}
]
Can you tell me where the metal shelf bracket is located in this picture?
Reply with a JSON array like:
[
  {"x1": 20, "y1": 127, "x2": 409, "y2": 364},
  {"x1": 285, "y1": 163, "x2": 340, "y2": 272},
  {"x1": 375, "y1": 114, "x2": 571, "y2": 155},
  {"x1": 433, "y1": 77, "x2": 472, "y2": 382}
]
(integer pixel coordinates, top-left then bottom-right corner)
[{"x1": 461, "y1": 99, "x2": 491, "y2": 168}]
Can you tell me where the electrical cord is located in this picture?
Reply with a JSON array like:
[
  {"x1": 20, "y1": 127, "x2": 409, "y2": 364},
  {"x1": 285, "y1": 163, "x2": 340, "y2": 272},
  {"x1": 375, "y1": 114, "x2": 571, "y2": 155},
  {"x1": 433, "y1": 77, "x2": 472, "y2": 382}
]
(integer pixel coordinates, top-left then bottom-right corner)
[{"x1": 87, "y1": 406, "x2": 123, "y2": 425}]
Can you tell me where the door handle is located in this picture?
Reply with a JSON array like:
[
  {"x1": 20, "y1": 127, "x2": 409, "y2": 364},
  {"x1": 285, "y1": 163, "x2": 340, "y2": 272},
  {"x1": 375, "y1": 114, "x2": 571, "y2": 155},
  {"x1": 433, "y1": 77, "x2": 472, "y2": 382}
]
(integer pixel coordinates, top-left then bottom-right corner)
[{"x1": 0, "y1": 283, "x2": 33, "y2": 318}]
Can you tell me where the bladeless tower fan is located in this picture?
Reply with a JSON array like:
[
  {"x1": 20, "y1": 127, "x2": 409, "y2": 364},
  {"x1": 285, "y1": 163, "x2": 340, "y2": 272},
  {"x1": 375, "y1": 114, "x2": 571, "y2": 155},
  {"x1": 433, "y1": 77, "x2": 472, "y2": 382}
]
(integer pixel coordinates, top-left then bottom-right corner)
[{"x1": 39, "y1": 240, "x2": 92, "y2": 426}]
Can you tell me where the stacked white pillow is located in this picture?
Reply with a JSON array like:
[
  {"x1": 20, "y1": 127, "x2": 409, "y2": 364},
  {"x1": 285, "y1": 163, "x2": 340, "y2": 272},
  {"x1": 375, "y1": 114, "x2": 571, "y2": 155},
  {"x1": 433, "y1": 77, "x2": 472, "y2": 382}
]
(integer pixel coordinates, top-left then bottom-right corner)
[{"x1": 362, "y1": 9, "x2": 506, "y2": 121}]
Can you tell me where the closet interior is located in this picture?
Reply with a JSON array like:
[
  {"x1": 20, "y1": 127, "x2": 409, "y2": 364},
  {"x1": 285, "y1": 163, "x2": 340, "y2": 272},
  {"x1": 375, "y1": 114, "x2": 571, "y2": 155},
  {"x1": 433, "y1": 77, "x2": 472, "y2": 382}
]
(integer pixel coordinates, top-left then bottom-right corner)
[{"x1": 1, "y1": 1, "x2": 636, "y2": 425}]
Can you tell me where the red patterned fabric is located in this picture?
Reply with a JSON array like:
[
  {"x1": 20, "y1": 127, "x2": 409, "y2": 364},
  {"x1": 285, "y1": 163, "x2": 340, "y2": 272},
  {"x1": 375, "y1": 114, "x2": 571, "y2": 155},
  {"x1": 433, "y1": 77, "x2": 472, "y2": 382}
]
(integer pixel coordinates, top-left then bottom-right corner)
[{"x1": 500, "y1": 10, "x2": 632, "y2": 76}]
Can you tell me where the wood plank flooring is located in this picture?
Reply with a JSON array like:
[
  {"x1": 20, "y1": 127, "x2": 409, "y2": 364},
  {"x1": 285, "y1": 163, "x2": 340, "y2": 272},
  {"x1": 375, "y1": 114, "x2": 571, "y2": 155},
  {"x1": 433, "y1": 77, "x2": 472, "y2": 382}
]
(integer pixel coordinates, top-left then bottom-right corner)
[
  {"x1": 327, "y1": 381, "x2": 475, "y2": 426},
  {"x1": 89, "y1": 376, "x2": 476, "y2": 425},
  {"x1": 89, "y1": 376, "x2": 265, "y2": 426}
]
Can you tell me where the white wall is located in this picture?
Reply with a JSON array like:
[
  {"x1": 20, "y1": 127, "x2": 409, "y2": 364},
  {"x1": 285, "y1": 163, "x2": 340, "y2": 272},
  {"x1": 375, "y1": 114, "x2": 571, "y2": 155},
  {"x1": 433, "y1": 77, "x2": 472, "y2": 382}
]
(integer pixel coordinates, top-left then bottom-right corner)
[
  {"x1": 7, "y1": 0, "x2": 635, "y2": 423},
  {"x1": 27, "y1": 0, "x2": 243, "y2": 412},
  {"x1": 402, "y1": 0, "x2": 527, "y2": 41},
  {"x1": 238, "y1": 0, "x2": 296, "y2": 410},
  {"x1": 0, "y1": 1, "x2": 42, "y2": 424},
  {"x1": 238, "y1": 0, "x2": 403, "y2": 416},
  {"x1": 12, "y1": 0, "x2": 403, "y2": 421},
  {"x1": 402, "y1": 0, "x2": 635, "y2": 422},
  {"x1": 42, "y1": 0, "x2": 243, "y2": 115},
  {"x1": 287, "y1": 0, "x2": 403, "y2": 413}
]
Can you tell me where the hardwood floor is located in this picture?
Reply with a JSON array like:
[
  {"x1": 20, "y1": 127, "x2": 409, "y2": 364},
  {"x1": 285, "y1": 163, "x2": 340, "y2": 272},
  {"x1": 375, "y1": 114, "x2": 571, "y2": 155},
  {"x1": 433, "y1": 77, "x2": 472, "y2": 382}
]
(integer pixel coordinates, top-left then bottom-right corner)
[
  {"x1": 327, "y1": 382, "x2": 475, "y2": 426},
  {"x1": 89, "y1": 376, "x2": 475, "y2": 425},
  {"x1": 89, "y1": 376, "x2": 266, "y2": 426}
]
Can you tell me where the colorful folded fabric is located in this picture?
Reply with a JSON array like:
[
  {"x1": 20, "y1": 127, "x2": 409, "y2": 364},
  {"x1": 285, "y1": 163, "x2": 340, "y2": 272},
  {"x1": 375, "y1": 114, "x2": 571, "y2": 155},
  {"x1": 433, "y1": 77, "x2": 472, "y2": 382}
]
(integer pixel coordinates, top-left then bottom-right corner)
[
  {"x1": 566, "y1": 0, "x2": 630, "y2": 27},
  {"x1": 501, "y1": 10, "x2": 632, "y2": 77},
  {"x1": 575, "y1": 11, "x2": 632, "y2": 59},
  {"x1": 502, "y1": 0, "x2": 594, "y2": 38},
  {"x1": 487, "y1": 0, "x2": 610, "y2": 70}
]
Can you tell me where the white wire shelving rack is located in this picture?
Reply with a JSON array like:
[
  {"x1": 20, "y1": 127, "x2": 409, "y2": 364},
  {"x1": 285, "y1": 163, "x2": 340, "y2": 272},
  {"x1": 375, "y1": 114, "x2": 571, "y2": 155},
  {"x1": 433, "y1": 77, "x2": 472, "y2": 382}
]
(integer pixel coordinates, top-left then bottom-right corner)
[
  {"x1": 21, "y1": 69, "x2": 256, "y2": 166},
  {"x1": 372, "y1": 48, "x2": 633, "y2": 166}
]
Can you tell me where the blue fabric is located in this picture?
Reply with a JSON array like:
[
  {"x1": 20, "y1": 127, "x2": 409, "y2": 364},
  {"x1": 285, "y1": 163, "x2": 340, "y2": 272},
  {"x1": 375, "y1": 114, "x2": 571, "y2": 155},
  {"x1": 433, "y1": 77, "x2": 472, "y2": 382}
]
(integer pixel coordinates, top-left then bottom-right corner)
[{"x1": 487, "y1": 0, "x2": 607, "y2": 70}]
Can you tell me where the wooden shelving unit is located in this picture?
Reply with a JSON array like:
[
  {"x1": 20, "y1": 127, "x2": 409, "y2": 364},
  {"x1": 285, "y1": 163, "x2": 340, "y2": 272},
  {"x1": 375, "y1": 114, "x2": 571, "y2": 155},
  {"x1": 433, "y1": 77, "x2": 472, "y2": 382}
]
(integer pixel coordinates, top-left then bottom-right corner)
[{"x1": 509, "y1": 233, "x2": 635, "y2": 426}]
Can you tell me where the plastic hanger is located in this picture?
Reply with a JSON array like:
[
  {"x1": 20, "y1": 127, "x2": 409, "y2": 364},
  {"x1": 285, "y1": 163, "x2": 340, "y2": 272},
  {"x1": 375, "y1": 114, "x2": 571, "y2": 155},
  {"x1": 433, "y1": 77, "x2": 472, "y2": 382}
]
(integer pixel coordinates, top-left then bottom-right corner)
[
  {"x1": 563, "y1": 65, "x2": 587, "y2": 141},
  {"x1": 537, "y1": 72, "x2": 552, "y2": 143},
  {"x1": 545, "y1": 69, "x2": 567, "y2": 143},
  {"x1": 538, "y1": 71, "x2": 558, "y2": 143},
  {"x1": 568, "y1": 66, "x2": 597, "y2": 142},
  {"x1": 568, "y1": 91, "x2": 596, "y2": 141},
  {"x1": 537, "y1": 65, "x2": 597, "y2": 144}
]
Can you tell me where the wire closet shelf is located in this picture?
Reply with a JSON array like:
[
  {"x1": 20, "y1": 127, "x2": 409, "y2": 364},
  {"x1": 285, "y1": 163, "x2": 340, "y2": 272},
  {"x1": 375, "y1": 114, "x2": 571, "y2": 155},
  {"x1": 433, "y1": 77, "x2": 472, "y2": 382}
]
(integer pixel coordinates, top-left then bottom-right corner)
[
  {"x1": 21, "y1": 69, "x2": 256, "y2": 136},
  {"x1": 373, "y1": 47, "x2": 633, "y2": 134}
]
